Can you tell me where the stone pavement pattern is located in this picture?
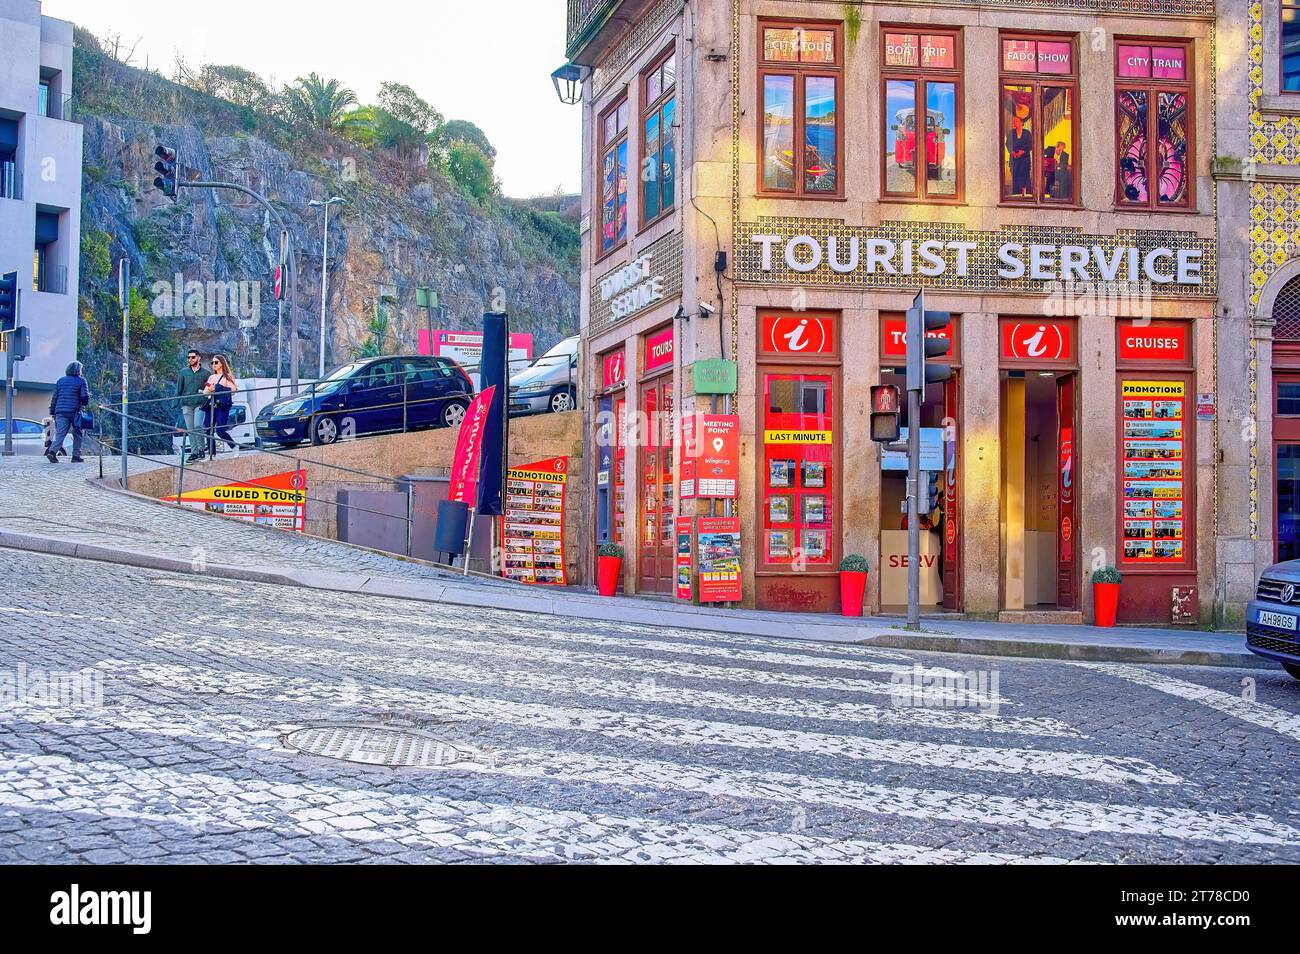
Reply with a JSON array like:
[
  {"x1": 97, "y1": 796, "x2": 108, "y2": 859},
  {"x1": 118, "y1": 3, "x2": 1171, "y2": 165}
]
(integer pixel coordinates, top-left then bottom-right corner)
[
  {"x1": 0, "y1": 455, "x2": 477, "y2": 583},
  {"x1": 2, "y1": 548, "x2": 1299, "y2": 864}
]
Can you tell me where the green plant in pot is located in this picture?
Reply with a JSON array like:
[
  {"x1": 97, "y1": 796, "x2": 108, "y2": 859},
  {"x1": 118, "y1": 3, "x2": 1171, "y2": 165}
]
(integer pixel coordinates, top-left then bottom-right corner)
[
  {"x1": 1091, "y1": 565, "x2": 1122, "y2": 627},
  {"x1": 839, "y1": 553, "x2": 870, "y2": 617}
]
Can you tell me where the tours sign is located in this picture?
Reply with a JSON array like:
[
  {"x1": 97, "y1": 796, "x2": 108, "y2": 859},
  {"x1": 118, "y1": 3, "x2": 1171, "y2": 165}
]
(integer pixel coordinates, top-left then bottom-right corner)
[{"x1": 163, "y1": 469, "x2": 306, "y2": 532}]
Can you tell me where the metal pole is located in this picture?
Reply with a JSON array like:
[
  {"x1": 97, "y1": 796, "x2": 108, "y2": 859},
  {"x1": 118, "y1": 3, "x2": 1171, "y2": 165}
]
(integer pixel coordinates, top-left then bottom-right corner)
[
  {"x1": 119, "y1": 259, "x2": 130, "y2": 485},
  {"x1": 275, "y1": 297, "x2": 283, "y2": 400},
  {"x1": 318, "y1": 204, "x2": 330, "y2": 380},
  {"x1": 906, "y1": 386, "x2": 921, "y2": 631},
  {"x1": 3, "y1": 342, "x2": 14, "y2": 457},
  {"x1": 462, "y1": 508, "x2": 476, "y2": 576}
]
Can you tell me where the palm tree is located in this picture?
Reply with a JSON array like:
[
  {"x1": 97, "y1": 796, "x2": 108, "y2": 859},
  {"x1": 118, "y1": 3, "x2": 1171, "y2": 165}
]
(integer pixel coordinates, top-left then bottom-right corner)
[{"x1": 282, "y1": 73, "x2": 358, "y2": 131}]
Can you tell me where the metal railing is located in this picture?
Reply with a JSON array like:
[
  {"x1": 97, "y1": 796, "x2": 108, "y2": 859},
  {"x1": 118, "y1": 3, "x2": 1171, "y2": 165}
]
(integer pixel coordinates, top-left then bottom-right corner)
[
  {"x1": 0, "y1": 163, "x2": 20, "y2": 200},
  {"x1": 567, "y1": 0, "x2": 621, "y2": 54}
]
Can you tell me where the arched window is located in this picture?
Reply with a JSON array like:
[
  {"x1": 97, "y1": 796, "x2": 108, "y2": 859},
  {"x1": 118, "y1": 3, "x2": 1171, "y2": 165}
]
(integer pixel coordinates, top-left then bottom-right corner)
[{"x1": 1275, "y1": 274, "x2": 1300, "y2": 341}]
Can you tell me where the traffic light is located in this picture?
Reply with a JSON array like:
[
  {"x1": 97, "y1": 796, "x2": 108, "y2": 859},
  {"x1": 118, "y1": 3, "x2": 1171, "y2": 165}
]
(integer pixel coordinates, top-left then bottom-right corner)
[
  {"x1": 0, "y1": 271, "x2": 17, "y2": 334},
  {"x1": 925, "y1": 470, "x2": 942, "y2": 514},
  {"x1": 153, "y1": 144, "x2": 178, "y2": 200},
  {"x1": 870, "y1": 384, "x2": 901, "y2": 443},
  {"x1": 905, "y1": 289, "x2": 952, "y2": 392}
]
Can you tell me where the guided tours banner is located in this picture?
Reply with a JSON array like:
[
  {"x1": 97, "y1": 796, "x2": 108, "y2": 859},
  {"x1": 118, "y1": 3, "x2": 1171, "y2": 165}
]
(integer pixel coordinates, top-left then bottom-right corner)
[{"x1": 163, "y1": 470, "x2": 306, "y2": 532}]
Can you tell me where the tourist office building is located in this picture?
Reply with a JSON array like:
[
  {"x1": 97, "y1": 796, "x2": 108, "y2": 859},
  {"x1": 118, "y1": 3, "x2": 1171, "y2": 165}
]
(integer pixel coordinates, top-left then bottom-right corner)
[{"x1": 566, "y1": 0, "x2": 1266, "y2": 626}]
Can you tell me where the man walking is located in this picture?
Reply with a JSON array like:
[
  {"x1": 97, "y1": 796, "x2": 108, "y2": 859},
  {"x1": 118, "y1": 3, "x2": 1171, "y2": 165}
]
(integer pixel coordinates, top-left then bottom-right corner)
[
  {"x1": 47, "y1": 361, "x2": 90, "y2": 464},
  {"x1": 177, "y1": 349, "x2": 207, "y2": 462}
]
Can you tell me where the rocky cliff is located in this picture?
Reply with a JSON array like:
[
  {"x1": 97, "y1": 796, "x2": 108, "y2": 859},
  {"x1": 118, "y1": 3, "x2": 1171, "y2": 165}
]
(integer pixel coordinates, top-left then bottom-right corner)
[{"x1": 72, "y1": 38, "x2": 579, "y2": 444}]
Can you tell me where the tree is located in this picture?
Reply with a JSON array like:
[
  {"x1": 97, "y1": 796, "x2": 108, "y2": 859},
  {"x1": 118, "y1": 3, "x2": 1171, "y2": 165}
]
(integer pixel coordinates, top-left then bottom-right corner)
[
  {"x1": 430, "y1": 119, "x2": 496, "y2": 166},
  {"x1": 339, "y1": 106, "x2": 379, "y2": 148},
  {"x1": 447, "y1": 141, "x2": 496, "y2": 202},
  {"x1": 175, "y1": 61, "x2": 273, "y2": 111},
  {"x1": 282, "y1": 73, "x2": 358, "y2": 131},
  {"x1": 375, "y1": 82, "x2": 442, "y2": 136}
]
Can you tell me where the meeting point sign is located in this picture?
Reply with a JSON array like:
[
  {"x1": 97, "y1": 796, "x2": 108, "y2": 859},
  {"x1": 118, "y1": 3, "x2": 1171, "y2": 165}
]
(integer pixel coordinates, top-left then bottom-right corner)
[{"x1": 736, "y1": 218, "x2": 1216, "y2": 297}]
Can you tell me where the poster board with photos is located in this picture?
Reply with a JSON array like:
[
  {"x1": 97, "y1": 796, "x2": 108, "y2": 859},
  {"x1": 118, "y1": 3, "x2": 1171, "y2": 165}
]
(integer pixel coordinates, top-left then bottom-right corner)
[
  {"x1": 501, "y1": 457, "x2": 568, "y2": 585},
  {"x1": 762, "y1": 371, "x2": 834, "y2": 568}
]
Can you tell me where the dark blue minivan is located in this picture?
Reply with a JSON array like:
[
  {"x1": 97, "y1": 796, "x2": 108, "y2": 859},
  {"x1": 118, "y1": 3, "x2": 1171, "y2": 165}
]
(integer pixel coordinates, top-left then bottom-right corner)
[
  {"x1": 1246, "y1": 563, "x2": 1300, "y2": 680},
  {"x1": 255, "y1": 355, "x2": 473, "y2": 448}
]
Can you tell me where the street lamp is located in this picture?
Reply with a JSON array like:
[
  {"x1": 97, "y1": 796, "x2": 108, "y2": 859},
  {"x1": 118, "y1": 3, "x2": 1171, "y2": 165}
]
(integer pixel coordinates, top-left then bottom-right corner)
[
  {"x1": 308, "y1": 196, "x2": 345, "y2": 380},
  {"x1": 551, "y1": 63, "x2": 584, "y2": 105}
]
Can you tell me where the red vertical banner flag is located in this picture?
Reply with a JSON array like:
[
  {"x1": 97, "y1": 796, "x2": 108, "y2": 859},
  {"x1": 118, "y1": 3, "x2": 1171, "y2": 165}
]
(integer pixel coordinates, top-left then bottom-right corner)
[{"x1": 447, "y1": 386, "x2": 495, "y2": 505}]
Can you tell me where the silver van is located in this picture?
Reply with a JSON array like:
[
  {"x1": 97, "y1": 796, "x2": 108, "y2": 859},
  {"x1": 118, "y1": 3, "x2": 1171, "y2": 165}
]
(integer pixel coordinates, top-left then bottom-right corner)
[{"x1": 509, "y1": 335, "x2": 580, "y2": 416}]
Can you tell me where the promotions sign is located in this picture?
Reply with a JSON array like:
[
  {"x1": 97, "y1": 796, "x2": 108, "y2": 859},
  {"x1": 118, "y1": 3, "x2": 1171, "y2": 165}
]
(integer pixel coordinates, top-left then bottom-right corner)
[
  {"x1": 675, "y1": 516, "x2": 694, "y2": 601},
  {"x1": 680, "y1": 413, "x2": 739, "y2": 499},
  {"x1": 1120, "y1": 380, "x2": 1186, "y2": 564},
  {"x1": 447, "y1": 386, "x2": 496, "y2": 505},
  {"x1": 163, "y1": 470, "x2": 306, "y2": 532},
  {"x1": 501, "y1": 457, "x2": 568, "y2": 585},
  {"x1": 696, "y1": 516, "x2": 742, "y2": 603}
]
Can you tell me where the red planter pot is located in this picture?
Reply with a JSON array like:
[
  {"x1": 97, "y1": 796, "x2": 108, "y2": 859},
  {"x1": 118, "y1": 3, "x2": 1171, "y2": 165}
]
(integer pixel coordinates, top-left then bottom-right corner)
[
  {"x1": 597, "y1": 555, "x2": 623, "y2": 597},
  {"x1": 1093, "y1": 581, "x2": 1121, "y2": 627},
  {"x1": 839, "y1": 570, "x2": 868, "y2": 617}
]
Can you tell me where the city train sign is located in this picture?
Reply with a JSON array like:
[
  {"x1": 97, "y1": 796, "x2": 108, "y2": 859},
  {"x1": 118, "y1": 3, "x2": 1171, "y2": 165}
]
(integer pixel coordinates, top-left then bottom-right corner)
[{"x1": 736, "y1": 219, "x2": 1216, "y2": 296}]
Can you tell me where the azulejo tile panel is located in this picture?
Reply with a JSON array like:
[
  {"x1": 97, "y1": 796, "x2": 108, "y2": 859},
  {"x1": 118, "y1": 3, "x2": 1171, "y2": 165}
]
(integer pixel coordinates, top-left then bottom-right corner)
[{"x1": 590, "y1": 230, "x2": 684, "y2": 334}]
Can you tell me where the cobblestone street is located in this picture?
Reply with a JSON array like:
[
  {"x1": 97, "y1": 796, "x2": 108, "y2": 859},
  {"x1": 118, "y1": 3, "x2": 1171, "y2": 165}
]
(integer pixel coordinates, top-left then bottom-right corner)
[{"x1": 2, "y1": 547, "x2": 1299, "y2": 864}]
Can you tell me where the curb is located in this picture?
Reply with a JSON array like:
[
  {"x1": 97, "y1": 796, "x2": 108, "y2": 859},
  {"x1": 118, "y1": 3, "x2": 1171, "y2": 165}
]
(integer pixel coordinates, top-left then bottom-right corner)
[{"x1": 0, "y1": 527, "x2": 1268, "y2": 669}]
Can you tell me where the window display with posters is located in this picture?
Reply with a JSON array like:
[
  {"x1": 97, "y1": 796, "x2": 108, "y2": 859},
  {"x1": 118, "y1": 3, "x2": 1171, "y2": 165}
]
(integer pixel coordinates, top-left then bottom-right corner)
[
  {"x1": 1119, "y1": 380, "x2": 1187, "y2": 565},
  {"x1": 502, "y1": 457, "x2": 568, "y2": 585},
  {"x1": 761, "y1": 371, "x2": 834, "y2": 566}
]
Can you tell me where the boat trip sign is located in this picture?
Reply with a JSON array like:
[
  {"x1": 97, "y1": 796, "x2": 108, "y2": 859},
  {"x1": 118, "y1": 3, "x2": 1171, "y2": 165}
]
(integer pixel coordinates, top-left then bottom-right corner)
[{"x1": 737, "y1": 219, "x2": 1215, "y2": 295}]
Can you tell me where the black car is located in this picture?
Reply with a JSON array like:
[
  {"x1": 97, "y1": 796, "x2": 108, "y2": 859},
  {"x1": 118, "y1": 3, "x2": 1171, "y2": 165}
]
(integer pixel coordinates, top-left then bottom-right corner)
[
  {"x1": 256, "y1": 355, "x2": 473, "y2": 447},
  {"x1": 1246, "y1": 562, "x2": 1300, "y2": 680}
]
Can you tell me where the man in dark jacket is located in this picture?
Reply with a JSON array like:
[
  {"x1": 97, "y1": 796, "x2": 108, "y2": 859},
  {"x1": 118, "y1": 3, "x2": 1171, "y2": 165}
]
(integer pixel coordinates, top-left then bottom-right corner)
[
  {"x1": 176, "y1": 349, "x2": 207, "y2": 462},
  {"x1": 47, "y1": 361, "x2": 90, "y2": 463}
]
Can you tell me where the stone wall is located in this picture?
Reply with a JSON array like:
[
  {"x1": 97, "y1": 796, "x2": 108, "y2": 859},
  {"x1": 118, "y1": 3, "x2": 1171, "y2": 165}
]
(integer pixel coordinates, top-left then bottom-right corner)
[{"x1": 128, "y1": 410, "x2": 587, "y2": 582}]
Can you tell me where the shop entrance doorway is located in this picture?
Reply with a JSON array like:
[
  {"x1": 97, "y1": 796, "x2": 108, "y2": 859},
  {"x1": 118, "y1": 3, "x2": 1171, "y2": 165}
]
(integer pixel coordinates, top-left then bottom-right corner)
[
  {"x1": 1275, "y1": 375, "x2": 1300, "y2": 562},
  {"x1": 638, "y1": 378, "x2": 675, "y2": 595},
  {"x1": 999, "y1": 370, "x2": 1078, "y2": 610},
  {"x1": 878, "y1": 372, "x2": 959, "y2": 614}
]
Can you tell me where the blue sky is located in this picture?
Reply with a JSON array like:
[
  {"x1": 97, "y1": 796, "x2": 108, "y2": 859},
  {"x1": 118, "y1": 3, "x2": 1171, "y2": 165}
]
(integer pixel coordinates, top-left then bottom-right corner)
[{"x1": 43, "y1": 0, "x2": 582, "y2": 197}]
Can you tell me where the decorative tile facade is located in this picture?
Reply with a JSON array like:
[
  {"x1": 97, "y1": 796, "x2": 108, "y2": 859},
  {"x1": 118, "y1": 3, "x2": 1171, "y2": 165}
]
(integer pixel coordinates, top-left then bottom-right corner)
[{"x1": 591, "y1": 0, "x2": 684, "y2": 98}]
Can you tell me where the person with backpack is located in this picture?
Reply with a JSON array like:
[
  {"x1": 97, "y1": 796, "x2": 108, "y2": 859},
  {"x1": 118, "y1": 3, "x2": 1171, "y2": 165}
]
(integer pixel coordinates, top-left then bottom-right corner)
[
  {"x1": 46, "y1": 361, "x2": 90, "y2": 464},
  {"x1": 201, "y1": 353, "x2": 239, "y2": 459}
]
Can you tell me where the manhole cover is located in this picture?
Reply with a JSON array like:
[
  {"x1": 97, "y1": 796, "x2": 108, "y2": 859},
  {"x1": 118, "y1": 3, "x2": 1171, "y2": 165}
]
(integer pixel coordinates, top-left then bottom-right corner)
[{"x1": 285, "y1": 724, "x2": 489, "y2": 768}]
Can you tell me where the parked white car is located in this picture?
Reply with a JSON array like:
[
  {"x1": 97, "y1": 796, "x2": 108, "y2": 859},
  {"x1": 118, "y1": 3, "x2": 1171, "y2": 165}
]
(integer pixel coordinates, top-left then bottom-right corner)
[{"x1": 0, "y1": 417, "x2": 47, "y2": 455}]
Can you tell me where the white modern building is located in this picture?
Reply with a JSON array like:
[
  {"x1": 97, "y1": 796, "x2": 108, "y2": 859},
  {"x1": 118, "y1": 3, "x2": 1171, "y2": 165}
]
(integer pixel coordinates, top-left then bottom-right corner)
[{"x1": 0, "y1": 0, "x2": 83, "y2": 421}]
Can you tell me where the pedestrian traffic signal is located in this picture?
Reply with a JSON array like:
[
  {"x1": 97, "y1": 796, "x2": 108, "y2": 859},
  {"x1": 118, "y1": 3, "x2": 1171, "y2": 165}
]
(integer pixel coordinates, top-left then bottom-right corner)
[
  {"x1": 0, "y1": 271, "x2": 17, "y2": 334},
  {"x1": 870, "y1": 383, "x2": 901, "y2": 443},
  {"x1": 905, "y1": 289, "x2": 952, "y2": 392},
  {"x1": 153, "y1": 144, "x2": 178, "y2": 200},
  {"x1": 925, "y1": 470, "x2": 942, "y2": 513}
]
